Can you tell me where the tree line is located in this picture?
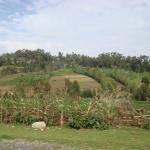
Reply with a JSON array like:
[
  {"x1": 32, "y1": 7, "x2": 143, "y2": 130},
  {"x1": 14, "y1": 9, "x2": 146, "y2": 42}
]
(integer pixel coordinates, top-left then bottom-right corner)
[{"x1": 0, "y1": 49, "x2": 149, "y2": 73}]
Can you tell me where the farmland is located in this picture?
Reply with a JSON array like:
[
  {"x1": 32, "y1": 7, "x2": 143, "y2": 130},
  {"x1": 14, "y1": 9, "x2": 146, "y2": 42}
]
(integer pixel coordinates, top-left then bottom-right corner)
[
  {"x1": 0, "y1": 50, "x2": 149, "y2": 150},
  {"x1": 0, "y1": 69, "x2": 100, "y2": 95},
  {"x1": 51, "y1": 74, "x2": 100, "y2": 94},
  {"x1": 0, "y1": 0, "x2": 150, "y2": 148},
  {"x1": 0, "y1": 68, "x2": 148, "y2": 97}
]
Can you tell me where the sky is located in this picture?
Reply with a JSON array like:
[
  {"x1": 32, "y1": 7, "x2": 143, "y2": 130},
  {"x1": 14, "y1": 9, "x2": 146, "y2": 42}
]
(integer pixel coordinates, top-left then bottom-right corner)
[{"x1": 0, "y1": 0, "x2": 150, "y2": 56}]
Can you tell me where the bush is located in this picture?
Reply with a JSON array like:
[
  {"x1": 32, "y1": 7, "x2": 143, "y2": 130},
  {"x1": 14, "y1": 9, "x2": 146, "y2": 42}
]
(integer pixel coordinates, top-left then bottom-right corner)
[
  {"x1": 68, "y1": 112, "x2": 109, "y2": 130},
  {"x1": 136, "y1": 77, "x2": 150, "y2": 101},
  {"x1": 14, "y1": 112, "x2": 38, "y2": 125},
  {"x1": 143, "y1": 121, "x2": 150, "y2": 130},
  {"x1": 80, "y1": 89, "x2": 96, "y2": 98}
]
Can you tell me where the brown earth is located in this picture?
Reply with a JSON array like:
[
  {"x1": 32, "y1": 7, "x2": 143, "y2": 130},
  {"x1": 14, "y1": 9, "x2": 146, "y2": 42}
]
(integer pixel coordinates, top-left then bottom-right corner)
[
  {"x1": 50, "y1": 74, "x2": 100, "y2": 94},
  {"x1": 0, "y1": 73, "x2": 23, "y2": 81},
  {"x1": 0, "y1": 73, "x2": 23, "y2": 95},
  {"x1": 0, "y1": 74, "x2": 100, "y2": 96},
  {"x1": 0, "y1": 85, "x2": 15, "y2": 95}
]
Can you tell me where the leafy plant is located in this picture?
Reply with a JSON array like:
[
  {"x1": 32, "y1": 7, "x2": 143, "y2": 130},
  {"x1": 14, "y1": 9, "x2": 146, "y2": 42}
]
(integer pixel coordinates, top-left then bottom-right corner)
[
  {"x1": 68, "y1": 112, "x2": 109, "y2": 130},
  {"x1": 143, "y1": 121, "x2": 150, "y2": 130}
]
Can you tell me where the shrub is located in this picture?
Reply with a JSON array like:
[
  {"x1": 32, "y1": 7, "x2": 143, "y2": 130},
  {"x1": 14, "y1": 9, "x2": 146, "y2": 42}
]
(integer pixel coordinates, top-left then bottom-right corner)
[
  {"x1": 68, "y1": 112, "x2": 83, "y2": 129},
  {"x1": 143, "y1": 121, "x2": 150, "y2": 130},
  {"x1": 136, "y1": 75, "x2": 150, "y2": 101},
  {"x1": 80, "y1": 89, "x2": 95, "y2": 98},
  {"x1": 14, "y1": 112, "x2": 37, "y2": 125},
  {"x1": 68, "y1": 112, "x2": 109, "y2": 130}
]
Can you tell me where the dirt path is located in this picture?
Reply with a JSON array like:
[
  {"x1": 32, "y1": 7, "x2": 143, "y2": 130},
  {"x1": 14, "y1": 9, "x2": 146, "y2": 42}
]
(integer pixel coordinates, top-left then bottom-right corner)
[{"x1": 0, "y1": 140, "x2": 85, "y2": 150}]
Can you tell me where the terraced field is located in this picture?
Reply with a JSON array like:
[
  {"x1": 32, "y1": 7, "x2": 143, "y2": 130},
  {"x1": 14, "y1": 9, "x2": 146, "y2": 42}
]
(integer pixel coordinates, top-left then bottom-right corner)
[
  {"x1": 0, "y1": 74, "x2": 23, "y2": 95},
  {"x1": 0, "y1": 71, "x2": 100, "y2": 95},
  {"x1": 50, "y1": 74, "x2": 100, "y2": 94}
]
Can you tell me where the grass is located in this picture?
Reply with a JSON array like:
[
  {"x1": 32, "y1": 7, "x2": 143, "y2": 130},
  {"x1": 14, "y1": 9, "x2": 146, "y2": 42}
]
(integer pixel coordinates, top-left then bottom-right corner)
[
  {"x1": 0, "y1": 69, "x2": 74, "y2": 86},
  {"x1": 0, "y1": 72, "x2": 50, "y2": 86},
  {"x1": 0, "y1": 124, "x2": 150, "y2": 150},
  {"x1": 51, "y1": 68, "x2": 75, "y2": 76},
  {"x1": 134, "y1": 101, "x2": 150, "y2": 108}
]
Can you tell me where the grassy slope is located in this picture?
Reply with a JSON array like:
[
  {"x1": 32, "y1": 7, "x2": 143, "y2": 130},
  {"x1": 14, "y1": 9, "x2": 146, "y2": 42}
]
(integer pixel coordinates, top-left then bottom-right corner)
[
  {"x1": 101, "y1": 68, "x2": 143, "y2": 90},
  {"x1": 0, "y1": 68, "x2": 149, "y2": 99},
  {"x1": 0, "y1": 69, "x2": 74, "y2": 86},
  {"x1": 0, "y1": 124, "x2": 150, "y2": 150},
  {"x1": 0, "y1": 68, "x2": 146, "y2": 88}
]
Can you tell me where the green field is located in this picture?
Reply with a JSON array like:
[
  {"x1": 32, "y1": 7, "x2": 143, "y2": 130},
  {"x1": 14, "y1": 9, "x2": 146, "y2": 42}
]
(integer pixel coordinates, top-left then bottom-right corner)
[{"x1": 0, "y1": 124, "x2": 150, "y2": 150}]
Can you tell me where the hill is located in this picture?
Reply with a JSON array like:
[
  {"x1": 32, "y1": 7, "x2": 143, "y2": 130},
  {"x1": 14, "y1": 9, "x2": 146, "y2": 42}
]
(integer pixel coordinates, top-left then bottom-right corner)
[
  {"x1": 0, "y1": 49, "x2": 149, "y2": 100},
  {"x1": 0, "y1": 69, "x2": 100, "y2": 96},
  {"x1": 0, "y1": 68, "x2": 149, "y2": 101}
]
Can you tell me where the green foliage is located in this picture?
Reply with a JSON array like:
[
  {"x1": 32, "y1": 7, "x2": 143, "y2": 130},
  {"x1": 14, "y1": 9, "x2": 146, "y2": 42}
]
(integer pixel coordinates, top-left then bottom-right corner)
[
  {"x1": 73, "y1": 67, "x2": 120, "y2": 92},
  {"x1": 70, "y1": 81, "x2": 80, "y2": 96},
  {"x1": 65, "y1": 79, "x2": 80, "y2": 96},
  {"x1": 136, "y1": 75, "x2": 150, "y2": 101},
  {"x1": 142, "y1": 75, "x2": 150, "y2": 84},
  {"x1": 80, "y1": 89, "x2": 96, "y2": 98},
  {"x1": 133, "y1": 100, "x2": 150, "y2": 115},
  {"x1": 0, "y1": 90, "x2": 128, "y2": 128},
  {"x1": 0, "y1": 94, "x2": 60, "y2": 126},
  {"x1": 74, "y1": 67, "x2": 150, "y2": 100},
  {"x1": 51, "y1": 68, "x2": 74, "y2": 76},
  {"x1": 68, "y1": 112, "x2": 108, "y2": 130},
  {"x1": 143, "y1": 121, "x2": 150, "y2": 129},
  {"x1": 14, "y1": 112, "x2": 37, "y2": 125},
  {"x1": 0, "y1": 50, "x2": 149, "y2": 74}
]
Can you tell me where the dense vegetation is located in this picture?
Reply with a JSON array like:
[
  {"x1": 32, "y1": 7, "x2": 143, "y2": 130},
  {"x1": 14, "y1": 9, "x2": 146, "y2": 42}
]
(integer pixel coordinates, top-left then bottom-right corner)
[
  {"x1": 0, "y1": 49, "x2": 149, "y2": 101},
  {"x1": 0, "y1": 49, "x2": 149, "y2": 73},
  {"x1": 73, "y1": 67, "x2": 150, "y2": 101},
  {"x1": 0, "y1": 49, "x2": 149, "y2": 129}
]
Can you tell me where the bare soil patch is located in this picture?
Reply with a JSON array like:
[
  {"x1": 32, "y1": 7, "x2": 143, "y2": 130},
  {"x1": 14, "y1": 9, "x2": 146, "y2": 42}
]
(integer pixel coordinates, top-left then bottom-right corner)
[
  {"x1": 0, "y1": 73, "x2": 23, "y2": 81},
  {"x1": 50, "y1": 74, "x2": 100, "y2": 94}
]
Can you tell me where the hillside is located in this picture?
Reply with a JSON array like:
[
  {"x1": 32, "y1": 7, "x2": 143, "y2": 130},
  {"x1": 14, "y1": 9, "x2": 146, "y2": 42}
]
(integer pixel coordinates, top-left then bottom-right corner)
[
  {"x1": 0, "y1": 69, "x2": 100, "y2": 96},
  {"x1": 0, "y1": 68, "x2": 149, "y2": 100},
  {"x1": 0, "y1": 56, "x2": 149, "y2": 134},
  {"x1": 0, "y1": 50, "x2": 149, "y2": 100}
]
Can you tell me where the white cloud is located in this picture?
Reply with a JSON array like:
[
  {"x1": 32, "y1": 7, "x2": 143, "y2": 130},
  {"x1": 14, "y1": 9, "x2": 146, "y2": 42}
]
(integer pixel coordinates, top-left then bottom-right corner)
[
  {"x1": 0, "y1": 41, "x2": 38, "y2": 52},
  {"x1": 0, "y1": 40, "x2": 65, "y2": 54},
  {"x1": 0, "y1": 0, "x2": 150, "y2": 56}
]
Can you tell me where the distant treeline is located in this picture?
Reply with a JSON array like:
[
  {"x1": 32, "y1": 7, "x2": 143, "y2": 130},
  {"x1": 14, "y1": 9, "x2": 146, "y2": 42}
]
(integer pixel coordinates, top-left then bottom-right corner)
[{"x1": 0, "y1": 49, "x2": 149, "y2": 73}]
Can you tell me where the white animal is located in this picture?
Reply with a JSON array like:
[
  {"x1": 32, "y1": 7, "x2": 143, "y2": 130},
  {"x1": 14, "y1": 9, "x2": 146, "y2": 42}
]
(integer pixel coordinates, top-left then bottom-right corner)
[{"x1": 32, "y1": 121, "x2": 46, "y2": 131}]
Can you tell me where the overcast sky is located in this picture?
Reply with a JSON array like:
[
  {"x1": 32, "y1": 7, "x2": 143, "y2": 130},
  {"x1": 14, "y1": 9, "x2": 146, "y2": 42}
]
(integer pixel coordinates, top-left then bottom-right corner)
[{"x1": 0, "y1": 0, "x2": 150, "y2": 56}]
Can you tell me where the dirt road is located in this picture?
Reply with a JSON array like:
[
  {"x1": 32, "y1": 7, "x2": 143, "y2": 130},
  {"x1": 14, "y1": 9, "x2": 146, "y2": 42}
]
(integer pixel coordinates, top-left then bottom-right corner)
[{"x1": 0, "y1": 140, "x2": 85, "y2": 150}]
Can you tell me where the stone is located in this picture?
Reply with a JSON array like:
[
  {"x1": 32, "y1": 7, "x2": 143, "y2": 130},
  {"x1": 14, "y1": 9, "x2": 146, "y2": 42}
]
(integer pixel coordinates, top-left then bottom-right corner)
[{"x1": 32, "y1": 121, "x2": 46, "y2": 131}]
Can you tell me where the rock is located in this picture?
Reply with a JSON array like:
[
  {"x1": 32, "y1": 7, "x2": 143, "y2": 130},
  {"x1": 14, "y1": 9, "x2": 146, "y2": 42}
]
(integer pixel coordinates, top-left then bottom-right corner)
[{"x1": 32, "y1": 121, "x2": 46, "y2": 131}]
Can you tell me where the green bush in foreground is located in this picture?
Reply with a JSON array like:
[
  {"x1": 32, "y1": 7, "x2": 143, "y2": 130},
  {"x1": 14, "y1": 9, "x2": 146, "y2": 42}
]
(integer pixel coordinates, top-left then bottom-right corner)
[{"x1": 68, "y1": 112, "x2": 109, "y2": 130}]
